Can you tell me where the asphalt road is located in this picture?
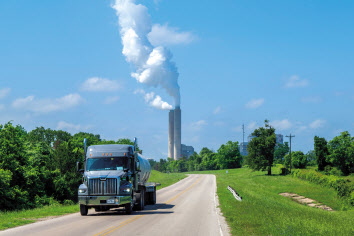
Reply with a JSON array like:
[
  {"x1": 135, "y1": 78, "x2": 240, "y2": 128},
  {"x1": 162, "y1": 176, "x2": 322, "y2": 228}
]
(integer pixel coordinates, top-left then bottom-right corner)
[{"x1": 0, "y1": 174, "x2": 229, "y2": 236}]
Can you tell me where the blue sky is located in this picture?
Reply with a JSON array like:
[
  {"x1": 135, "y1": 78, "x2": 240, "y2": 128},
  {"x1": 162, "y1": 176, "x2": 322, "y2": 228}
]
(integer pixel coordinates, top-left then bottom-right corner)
[{"x1": 0, "y1": 0, "x2": 353, "y2": 160}]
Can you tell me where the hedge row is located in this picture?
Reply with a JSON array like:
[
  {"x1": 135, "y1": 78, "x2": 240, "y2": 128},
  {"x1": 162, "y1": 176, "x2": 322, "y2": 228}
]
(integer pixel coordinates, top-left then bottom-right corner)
[{"x1": 291, "y1": 169, "x2": 354, "y2": 205}]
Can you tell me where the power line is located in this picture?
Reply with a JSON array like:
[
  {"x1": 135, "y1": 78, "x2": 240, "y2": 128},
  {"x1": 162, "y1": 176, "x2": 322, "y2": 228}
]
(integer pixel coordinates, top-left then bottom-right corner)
[{"x1": 285, "y1": 133, "x2": 295, "y2": 173}]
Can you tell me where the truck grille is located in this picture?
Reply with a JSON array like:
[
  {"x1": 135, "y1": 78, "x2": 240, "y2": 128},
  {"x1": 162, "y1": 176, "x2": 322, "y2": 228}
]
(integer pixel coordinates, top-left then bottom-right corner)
[{"x1": 88, "y1": 178, "x2": 117, "y2": 195}]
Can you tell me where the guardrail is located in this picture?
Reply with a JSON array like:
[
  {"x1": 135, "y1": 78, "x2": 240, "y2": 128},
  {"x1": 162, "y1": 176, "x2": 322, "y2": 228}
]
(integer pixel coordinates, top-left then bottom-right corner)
[{"x1": 227, "y1": 186, "x2": 242, "y2": 201}]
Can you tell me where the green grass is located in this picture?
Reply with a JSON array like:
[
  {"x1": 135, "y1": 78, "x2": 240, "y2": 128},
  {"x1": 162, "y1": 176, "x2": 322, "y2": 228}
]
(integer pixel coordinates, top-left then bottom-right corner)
[
  {"x1": 0, "y1": 170, "x2": 186, "y2": 231},
  {"x1": 149, "y1": 170, "x2": 187, "y2": 190},
  {"x1": 0, "y1": 204, "x2": 79, "y2": 230},
  {"x1": 189, "y1": 167, "x2": 354, "y2": 236}
]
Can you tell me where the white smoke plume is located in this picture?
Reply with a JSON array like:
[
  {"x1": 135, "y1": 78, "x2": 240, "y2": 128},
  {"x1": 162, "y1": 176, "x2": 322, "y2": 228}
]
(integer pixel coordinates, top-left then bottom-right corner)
[
  {"x1": 134, "y1": 89, "x2": 172, "y2": 110},
  {"x1": 112, "y1": 0, "x2": 181, "y2": 107}
]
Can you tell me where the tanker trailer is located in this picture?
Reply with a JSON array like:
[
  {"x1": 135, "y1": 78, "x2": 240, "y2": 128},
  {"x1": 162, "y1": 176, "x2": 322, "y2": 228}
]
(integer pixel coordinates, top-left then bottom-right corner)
[{"x1": 77, "y1": 138, "x2": 158, "y2": 216}]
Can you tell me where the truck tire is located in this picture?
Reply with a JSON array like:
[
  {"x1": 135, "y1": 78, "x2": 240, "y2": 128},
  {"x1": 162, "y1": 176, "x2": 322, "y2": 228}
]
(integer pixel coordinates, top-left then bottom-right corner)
[
  {"x1": 125, "y1": 200, "x2": 133, "y2": 215},
  {"x1": 80, "y1": 204, "x2": 88, "y2": 216},
  {"x1": 135, "y1": 191, "x2": 144, "y2": 210},
  {"x1": 151, "y1": 191, "x2": 156, "y2": 205}
]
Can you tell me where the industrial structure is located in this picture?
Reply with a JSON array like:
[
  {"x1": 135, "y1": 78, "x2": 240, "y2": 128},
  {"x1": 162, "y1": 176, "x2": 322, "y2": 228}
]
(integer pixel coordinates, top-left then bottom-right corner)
[
  {"x1": 168, "y1": 106, "x2": 182, "y2": 160},
  {"x1": 181, "y1": 144, "x2": 194, "y2": 159}
]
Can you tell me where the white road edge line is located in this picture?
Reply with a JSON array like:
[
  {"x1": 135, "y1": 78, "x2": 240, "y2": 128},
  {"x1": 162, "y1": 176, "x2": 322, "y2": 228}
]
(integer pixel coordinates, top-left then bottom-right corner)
[{"x1": 213, "y1": 175, "x2": 226, "y2": 236}]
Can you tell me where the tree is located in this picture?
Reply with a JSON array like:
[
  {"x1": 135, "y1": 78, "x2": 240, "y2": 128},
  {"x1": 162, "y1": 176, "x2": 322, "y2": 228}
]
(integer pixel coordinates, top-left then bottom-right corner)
[
  {"x1": 306, "y1": 150, "x2": 316, "y2": 166},
  {"x1": 285, "y1": 151, "x2": 307, "y2": 169},
  {"x1": 274, "y1": 142, "x2": 289, "y2": 164},
  {"x1": 328, "y1": 131, "x2": 354, "y2": 175},
  {"x1": 247, "y1": 120, "x2": 276, "y2": 175},
  {"x1": 314, "y1": 136, "x2": 330, "y2": 171},
  {"x1": 216, "y1": 141, "x2": 242, "y2": 169}
]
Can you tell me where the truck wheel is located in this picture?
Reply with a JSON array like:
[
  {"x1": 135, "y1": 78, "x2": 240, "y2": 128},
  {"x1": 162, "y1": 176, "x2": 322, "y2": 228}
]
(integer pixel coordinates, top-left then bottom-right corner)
[
  {"x1": 135, "y1": 192, "x2": 144, "y2": 210},
  {"x1": 151, "y1": 191, "x2": 156, "y2": 205},
  {"x1": 125, "y1": 200, "x2": 133, "y2": 215},
  {"x1": 80, "y1": 204, "x2": 88, "y2": 216},
  {"x1": 141, "y1": 190, "x2": 145, "y2": 209}
]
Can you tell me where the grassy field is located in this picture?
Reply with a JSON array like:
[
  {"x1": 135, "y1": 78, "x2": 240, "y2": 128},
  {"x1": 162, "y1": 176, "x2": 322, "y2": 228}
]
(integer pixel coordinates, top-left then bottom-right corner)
[
  {"x1": 149, "y1": 170, "x2": 187, "y2": 190},
  {"x1": 0, "y1": 204, "x2": 79, "y2": 230},
  {"x1": 0, "y1": 170, "x2": 186, "y2": 231},
  {"x1": 189, "y1": 167, "x2": 354, "y2": 236}
]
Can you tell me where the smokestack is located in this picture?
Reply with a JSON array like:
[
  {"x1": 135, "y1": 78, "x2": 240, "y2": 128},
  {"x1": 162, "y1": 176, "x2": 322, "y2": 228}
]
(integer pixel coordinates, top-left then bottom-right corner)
[
  {"x1": 168, "y1": 110, "x2": 174, "y2": 158},
  {"x1": 174, "y1": 106, "x2": 181, "y2": 160}
]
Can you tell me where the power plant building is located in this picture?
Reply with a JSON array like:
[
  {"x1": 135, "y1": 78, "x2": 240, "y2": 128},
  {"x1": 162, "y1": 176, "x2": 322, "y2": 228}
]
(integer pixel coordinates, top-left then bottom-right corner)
[
  {"x1": 181, "y1": 144, "x2": 194, "y2": 159},
  {"x1": 168, "y1": 106, "x2": 182, "y2": 160}
]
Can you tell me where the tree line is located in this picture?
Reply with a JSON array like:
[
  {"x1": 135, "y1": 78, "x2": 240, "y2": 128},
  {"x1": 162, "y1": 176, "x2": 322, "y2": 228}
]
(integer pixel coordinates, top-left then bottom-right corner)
[
  {"x1": 0, "y1": 122, "x2": 136, "y2": 211},
  {"x1": 149, "y1": 140, "x2": 243, "y2": 173},
  {"x1": 245, "y1": 120, "x2": 353, "y2": 176}
]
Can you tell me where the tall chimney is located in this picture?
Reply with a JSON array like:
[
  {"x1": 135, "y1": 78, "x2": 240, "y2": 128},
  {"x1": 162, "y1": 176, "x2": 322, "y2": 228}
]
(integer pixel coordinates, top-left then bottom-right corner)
[
  {"x1": 174, "y1": 106, "x2": 181, "y2": 160},
  {"x1": 168, "y1": 110, "x2": 174, "y2": 159}
]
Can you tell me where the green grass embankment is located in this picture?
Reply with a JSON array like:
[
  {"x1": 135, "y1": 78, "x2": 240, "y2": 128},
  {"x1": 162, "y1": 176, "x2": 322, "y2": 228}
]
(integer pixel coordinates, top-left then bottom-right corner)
[
  {"x1": 149, "y1": 170, "x2": 187, "y2": 190},
  {"x1": 0, "y1": 204, "x2": 79, "y2": 230},
  {"x1": 0, "y1": 170, "x2": 186, "y2": 231},
  {"x1": 190, "y1": 167, "x2": 354, "y2": 236}
]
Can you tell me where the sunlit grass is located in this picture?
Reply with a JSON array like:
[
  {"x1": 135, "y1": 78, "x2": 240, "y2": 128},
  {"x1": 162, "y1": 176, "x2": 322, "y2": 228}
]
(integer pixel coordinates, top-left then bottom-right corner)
[
  {"x1": 149, "y1": 170, "x2": 187, "y2": 190},
  {"x1": 189, "y1": 167, "x2": 354, "y2": 235},
  {"x1": 0, "y1": 204, "x2": 79, "y2": 231}
]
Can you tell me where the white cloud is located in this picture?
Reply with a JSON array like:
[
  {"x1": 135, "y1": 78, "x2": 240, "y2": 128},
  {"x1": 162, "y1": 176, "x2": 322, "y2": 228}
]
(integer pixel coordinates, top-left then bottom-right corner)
[
  {"x1": 301, "y1": 96, "x2": 322, "y2": 103},
  {"x1": 285, "y1": 75, "x2": 309, "y2": 88},
  {"x1": 309, "y1": 119, "x2": 326, "y2": 129},
  {"x1": 213, "y1": 121, "x2": 224, "y2": 126},
  {"x1": 104, "y1": 96, "x2": 120, "y2": 104},
  {"x1": 81, "y1": 77, "x2": 121, "y2": 92},
  {"x1": 0, "y1": 104, "x2": 5, "y2": 111},
  {"x1": 245, "y1": 98, "x2": 264, "y2": 109},
  {"x1": 190, "y1": 120, "x2": 207, "y2": 131},
  {"x1": 247, "y1": 121, "x2": 258, "y2": 131},
  {"x1": 270, "y1": 119, "x2": 293, "y2": 131},
  {"x1": 213, "y1": 106, "x2": 222, "y2": 114},
  {"x1": 0, "y1": 88, "x2": 11, "y2": 99},
  {"x1": 12, "y1": 93, "x2": 84, "y2": 113},
  {"x1": 148, "y1": 24, "x2": 196, "y2": 46},
  {"x1": 57, "y1": 121, "x2": 92, "y2": 134},
  {"x1": 134, "y1": 89, "x2": 172, "y2": 110},
  {"x1": 232, "y1": 125, "x2": 242, "y2": 132}
]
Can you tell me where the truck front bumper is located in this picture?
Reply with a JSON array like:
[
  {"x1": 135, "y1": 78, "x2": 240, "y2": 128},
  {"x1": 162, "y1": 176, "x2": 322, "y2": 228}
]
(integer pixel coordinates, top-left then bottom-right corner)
[{"x1": 78, "y1": 195, "x2": 131, "y2": 207}]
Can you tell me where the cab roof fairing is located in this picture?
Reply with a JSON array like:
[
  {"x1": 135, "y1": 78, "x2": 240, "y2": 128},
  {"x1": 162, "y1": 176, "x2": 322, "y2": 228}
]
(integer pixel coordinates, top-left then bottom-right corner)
[{"x1": 86, "y1": 144, "x2": 134, "y2": 158}]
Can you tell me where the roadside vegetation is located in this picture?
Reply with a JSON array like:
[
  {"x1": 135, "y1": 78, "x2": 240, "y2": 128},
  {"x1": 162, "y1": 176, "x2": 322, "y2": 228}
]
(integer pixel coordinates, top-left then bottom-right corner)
[
  {"x1": 0, "y1": 203, "x2": 79, "y2": 230},
  {"x1": 191, "y1": 167, "x2": 354, "y2": 236},
  {"x1": 149, "y1": 170, "x2": 187, "y2": 190}
]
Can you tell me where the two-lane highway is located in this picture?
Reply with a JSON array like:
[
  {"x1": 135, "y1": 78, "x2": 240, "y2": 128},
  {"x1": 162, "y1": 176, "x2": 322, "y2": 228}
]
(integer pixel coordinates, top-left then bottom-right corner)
[{"x1": 0, "y1": 174, "x2": 229, "y2": 236}]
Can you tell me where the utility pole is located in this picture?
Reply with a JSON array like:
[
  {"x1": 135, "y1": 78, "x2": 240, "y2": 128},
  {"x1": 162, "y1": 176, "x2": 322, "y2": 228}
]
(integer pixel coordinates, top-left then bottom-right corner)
[
  {"x1": 286, "y1": 134, "x2": 295, "y2": 173},
  {"x1": 242, "y1": 124, "x2": 245, "y2": 143}
]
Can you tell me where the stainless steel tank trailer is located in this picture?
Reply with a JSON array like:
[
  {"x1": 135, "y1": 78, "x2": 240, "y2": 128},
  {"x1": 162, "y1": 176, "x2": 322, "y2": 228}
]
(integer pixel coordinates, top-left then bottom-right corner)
[{"x1": 77, "y1": 138, "x2": 158, "y2": 216}]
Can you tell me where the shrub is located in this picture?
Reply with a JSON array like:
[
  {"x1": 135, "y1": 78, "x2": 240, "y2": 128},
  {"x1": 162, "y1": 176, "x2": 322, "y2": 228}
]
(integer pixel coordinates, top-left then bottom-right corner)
[
  {"x1": 281, "y1": 168, "x2": 290, "y2": 175},
  {"x1": 291, "y1": 169, "x2": 354, "y2": 205}
]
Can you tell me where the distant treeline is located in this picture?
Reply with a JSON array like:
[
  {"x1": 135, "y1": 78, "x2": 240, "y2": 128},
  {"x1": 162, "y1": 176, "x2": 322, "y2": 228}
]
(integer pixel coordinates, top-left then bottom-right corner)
[
  {"x1": 148, "y1": 141, "x2": 243, "y2": 173},
  {"x1": 0, "y1": 122, "x2": 136, "y2": 211}
]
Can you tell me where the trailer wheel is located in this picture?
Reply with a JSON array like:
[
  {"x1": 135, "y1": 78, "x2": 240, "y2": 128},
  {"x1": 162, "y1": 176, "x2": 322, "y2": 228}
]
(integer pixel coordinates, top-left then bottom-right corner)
[
  {"x1": 80, "y1": 204, "x2": 88, "y2": 216},
  {"x1": 151, "y1": 191, "x2": 156, "y2": 205}
]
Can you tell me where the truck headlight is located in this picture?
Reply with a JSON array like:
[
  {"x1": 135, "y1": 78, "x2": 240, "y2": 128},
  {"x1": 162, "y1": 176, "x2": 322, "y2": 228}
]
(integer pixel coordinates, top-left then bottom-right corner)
[
  {"x1": 122, "y1": 188, "x2": 130, "y2": 193},
  {"x1": 79, "y1": 189, "x2": 86, "y2": 193}
]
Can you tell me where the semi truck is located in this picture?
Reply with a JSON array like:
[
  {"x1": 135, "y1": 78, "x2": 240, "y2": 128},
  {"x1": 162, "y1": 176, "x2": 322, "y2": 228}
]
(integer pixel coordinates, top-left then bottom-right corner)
[{"x1": 77, "y1": 138, "x2": 157, "y2": 216}]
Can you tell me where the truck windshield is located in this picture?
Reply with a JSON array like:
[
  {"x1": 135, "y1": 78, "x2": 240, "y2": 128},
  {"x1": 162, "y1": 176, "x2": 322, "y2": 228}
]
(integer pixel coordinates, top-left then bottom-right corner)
[{"x1": 86, "y1": 157, "x2": 127, "y2": 171}]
